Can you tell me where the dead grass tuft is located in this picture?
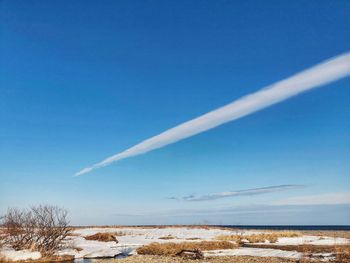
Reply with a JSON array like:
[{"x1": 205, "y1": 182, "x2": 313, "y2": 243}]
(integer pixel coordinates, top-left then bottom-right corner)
[
  {"x1": 0, "y1": 257, "x2": 11, "y2": 263},
  {"x1": 334, "y1": 244, "x2": 350, "y2": 263},
  {"x1": 275, "y1": 231, "x2": 302, "y2": 238},
  {"x1": 247, "y1": 234, "x2": 278, "y2": 243},
  {"x1": 0, "y1": 254, "x2": 75, "y2": 263},
  {"x1": 216, "y1": 234, "x2": 244, "y2": 244},
  {"x1": 136, "y1": 241, "x2": 236, "y2": 256},
  {"x1": 113, "y1": 231, "x2": 128, "y2": 236},
  {"x1": 74, "y1": 246, "x2": 83, "y2": 251},
  {"x1": 85, "y1": 232, "x2": 118, "y2": 242},
  {"x1": 217, "y1": 231, "x2": 302, "y2": 244},
  {"x1": 159, "y1": 235, "x2": 176, "y2": 240},
  {"x1": 96, "y1": 254, "x2": 299, "y2": 263}
]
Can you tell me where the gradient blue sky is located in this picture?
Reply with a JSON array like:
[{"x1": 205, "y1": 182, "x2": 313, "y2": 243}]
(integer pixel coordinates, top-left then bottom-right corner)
[{"x1": 1, "y1": 0, "x2": 349, "y2": 225}]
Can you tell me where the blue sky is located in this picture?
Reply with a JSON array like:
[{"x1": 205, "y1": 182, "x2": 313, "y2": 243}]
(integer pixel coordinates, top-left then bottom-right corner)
[{"x1": 1, "y1": 0, "x2": 349, "y2": 225}]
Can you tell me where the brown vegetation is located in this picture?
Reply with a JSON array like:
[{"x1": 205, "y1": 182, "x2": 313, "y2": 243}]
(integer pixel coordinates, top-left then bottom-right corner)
[
  {"x1": 246, "y1": 233, "x2": 278, "y2": 243},
  {"x1": 303, "y1": 244, "x2": 350, "y2": 263},
  {"x1": 334, "y1": 244, "x2": 350, "y2": 263},
  {"x1": 175, "y1": 249, "x2": 204, "y2": 260},
  {"x1": 243, "y1": 243, "x2": 347, "y2": 253},
  {"x1": 300, "y1": 231, "x2": 350, "y2": 239},
  {"x1": 113, "y1": 231, "x2": 127, "y2": 236},
  {"x1": 0, "y1": 254, "x2": 74, "y2": 263},
  {"x1": 136, "y1": 241, "x2": 236, "y2": 256},
  {"x1": 216, "y1": 234, "x2": 244, "y2": 243},
  {"x1": 159, "y1": 235, "x2": 176, "y2": 240},
  {"x1": 96, "y1": 255, "x2": 298, "y2": 263},
  {"x1": 85, "y1": 232, "x2": 118, "y2": 242},
  {"x1": 0, "y1": 205, "x2": 70, "y2": 256},
  {"x1": 217, "y1": 231, "x2": 302, "y2": 244}
]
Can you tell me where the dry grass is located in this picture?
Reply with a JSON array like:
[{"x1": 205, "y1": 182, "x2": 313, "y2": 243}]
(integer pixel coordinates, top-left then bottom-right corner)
[
  {"x1": 217, "y1": 231, "x2": 302, "y2": 244},
  {"x1": 244, "y1": 243, "x2": 350, "y2": 263},
  {"x1": 243, "y1": 243, "x2": 347, "y2": 253},
  {"x1": 113, "y1": 231, "x2": 128, "y2": 236},
  {"x1": 334, "y1": 244, "x2": 350, "y2": 263},
  {"x1": 136, "y1": 241, "x2": 236, "y2": 256},
  {"x1": 159, "y1": 235, "x2": 176, "y2": 240},
  {"x1": 300, "y1": 231, "x2": 350, "y2": 239},
  {"x1": 0, "y1": 255, "x2": 74, "y2": 263},
  {"x1": 216, "y1": 234, "x2": 244, "y2": 243},
  {"x1": 0, "y1": 258, "x2": 11, "y2": 263},
  {"x1": 84, "y1": 232, "x2": 118, "y2": 242},
  {"x1": 96, "y1": 255, "x2": 298, "y2": 263},
  {"x1": 246, "y1": 233, "x2": 278, "y2": 243},
  {"x1": 274, "y1": 231, "x2": 302, "y2": 238},
  {"x1": 301, "y1": 244, "x2": 350, "y2": 263},
  {"x1": 185, "y1": 237, "x2": 201, "y2": 240}
]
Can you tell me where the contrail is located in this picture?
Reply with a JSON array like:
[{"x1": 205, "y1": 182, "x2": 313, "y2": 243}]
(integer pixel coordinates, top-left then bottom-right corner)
[{"x1": 76, "y1": 52, "x2": 350, "y2": 176}]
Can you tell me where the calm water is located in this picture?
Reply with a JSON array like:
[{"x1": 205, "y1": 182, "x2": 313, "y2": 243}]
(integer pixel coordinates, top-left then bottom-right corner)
[{"x1": 219, "y1": 225, "x2": 350, "y2": 231}]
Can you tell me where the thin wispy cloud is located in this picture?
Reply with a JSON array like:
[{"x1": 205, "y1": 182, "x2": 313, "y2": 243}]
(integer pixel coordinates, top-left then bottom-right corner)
[
  {"x1": 76, "y1": 52, "x2": 350, "y2": 176},
  {"x1": 169, "y1": 184, "x2": 304, "y2": 201},
  {"x1": 111, "y1": 200, "x2": 350, "y2": 218},
  {"x1": 272, "y1": 192, "x2": 350, "y2": 206}
]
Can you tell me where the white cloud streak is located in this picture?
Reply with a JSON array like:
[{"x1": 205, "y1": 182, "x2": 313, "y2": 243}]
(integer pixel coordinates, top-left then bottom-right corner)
[
  {"x1": 272, "y1": 192, "x2": 350, "y2": 206},
  {"x1": 170, "y1": 184, "x2": 304, "y2": 201},
  {"x1": 76, "y1": 52, "x2": 350, "y2": 176}
]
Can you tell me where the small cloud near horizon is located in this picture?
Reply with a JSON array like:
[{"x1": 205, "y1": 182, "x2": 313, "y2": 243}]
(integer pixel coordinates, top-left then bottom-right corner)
[{"x1": 272, "y1": 192, "x2": 350, "y2": 206}]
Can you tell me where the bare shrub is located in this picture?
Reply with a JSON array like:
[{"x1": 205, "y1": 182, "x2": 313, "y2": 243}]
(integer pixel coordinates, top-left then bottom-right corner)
[
  {"x1": 0, "y1": 229, "x2": 6, "y2": 248},
  {"x1": 85, "y1": 232, "x2": 118, "y2": 242},
  {"x1": 136, "y1": 241, "x2": 236, "y2": 256},
  {"x1": 1, "y1": 205, "x2": 70, "y2": 255}
]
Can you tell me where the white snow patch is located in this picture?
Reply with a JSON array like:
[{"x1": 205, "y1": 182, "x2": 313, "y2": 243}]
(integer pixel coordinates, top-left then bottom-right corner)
[
  {"x1": 273, "y1": 235, "x2": 349, "y2": 246},
  {"x1": 72, "y1": 227, "x2": 259, "y2": 245},
  {"x1": 58, "y1": 236, "x2": 137, "y2": 259},
  {"x1": 204, "y1": 247, "x2": 302, "y2": 259},
  {"x1": 57, "y1": 227, "x2": 350, "y2": 259},
  {"x1": 0, "y1": 249, "x2": 42, "y2": 261}
]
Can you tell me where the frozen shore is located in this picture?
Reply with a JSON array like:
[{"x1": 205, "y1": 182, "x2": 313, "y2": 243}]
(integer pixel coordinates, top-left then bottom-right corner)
[{"x1": 1, "y1": 226, "x2": 349, "y2": 261}]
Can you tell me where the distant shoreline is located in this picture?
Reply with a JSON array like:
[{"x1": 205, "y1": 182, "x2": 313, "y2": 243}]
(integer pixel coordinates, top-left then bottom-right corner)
[
  {"x1": 219, "y1": 225, "x2": 350, "y2": 231},
  {"x1": 69, "y1": 225, "x2": 350, "y2": 231}
]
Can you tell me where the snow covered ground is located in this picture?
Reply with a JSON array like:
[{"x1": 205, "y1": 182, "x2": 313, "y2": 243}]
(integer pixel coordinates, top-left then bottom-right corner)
[
  {"x1": 274, "y1": 235, "x2": 349, "y2": 246},
  {"x1": 204, "y1": 247, "x2": 302, "y2": 259},
  {"x1": 1, "y1": 227, "x2": 349, "y2": 261},
  {"x1": 72, "y1": 226, "x2": 349, "y2": 246},
  {"x1": 0, "y1": 249, "x2": 41, "y2": 261},
  {"x1": 72, "y1": 226, "x2": 249, "y2": 245}
]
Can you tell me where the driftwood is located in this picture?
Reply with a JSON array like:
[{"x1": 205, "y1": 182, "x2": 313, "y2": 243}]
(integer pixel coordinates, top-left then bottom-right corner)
[{"x1": 175, "y1": 249, "x2": 204, "y2": 260}]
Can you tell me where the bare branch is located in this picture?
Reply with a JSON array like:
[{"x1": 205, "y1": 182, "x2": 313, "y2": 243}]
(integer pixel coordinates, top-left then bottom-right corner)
[{"x1": 0, "y1": 205, "x2": 71, "y2": 255}]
